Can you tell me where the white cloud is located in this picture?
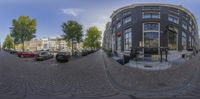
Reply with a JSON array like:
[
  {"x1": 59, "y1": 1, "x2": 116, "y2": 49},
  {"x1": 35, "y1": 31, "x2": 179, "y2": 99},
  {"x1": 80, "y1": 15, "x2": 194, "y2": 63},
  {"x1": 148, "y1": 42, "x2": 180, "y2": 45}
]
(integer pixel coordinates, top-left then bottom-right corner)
[{"x1": 62, "y1": 8, "x2": 84, "y2": 17}]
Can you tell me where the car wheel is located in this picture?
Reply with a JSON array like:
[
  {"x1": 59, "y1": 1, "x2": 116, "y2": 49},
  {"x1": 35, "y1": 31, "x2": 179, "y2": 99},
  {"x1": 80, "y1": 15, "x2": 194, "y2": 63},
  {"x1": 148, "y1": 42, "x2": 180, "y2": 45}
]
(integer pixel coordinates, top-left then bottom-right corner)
[{"x1": 21, "y1": 55, "x2": 24, "y2": 58}]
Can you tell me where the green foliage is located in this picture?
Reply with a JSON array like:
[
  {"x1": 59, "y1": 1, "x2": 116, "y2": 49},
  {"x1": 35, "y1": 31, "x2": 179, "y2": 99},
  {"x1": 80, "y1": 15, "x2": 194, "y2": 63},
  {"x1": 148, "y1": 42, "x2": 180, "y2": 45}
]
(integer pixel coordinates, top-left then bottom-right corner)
[
  {"x1": 62, "y1": 20, "x2": 83, "y2": 54},
  {"x1": 2, "y1": 34, "x2": 14, "y2": 50},
  {"x1": 10, "y1": 16, "x2": 37, "y2": 52},
  {"x1": 83, "y1": 26, "x2": 102, "y2": 49}
]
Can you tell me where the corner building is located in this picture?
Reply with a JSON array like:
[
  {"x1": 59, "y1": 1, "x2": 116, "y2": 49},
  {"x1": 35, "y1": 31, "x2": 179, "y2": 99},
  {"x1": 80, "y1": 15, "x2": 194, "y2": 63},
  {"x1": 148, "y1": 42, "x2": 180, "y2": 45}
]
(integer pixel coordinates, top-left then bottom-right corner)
[{"x1": 111, "y1": 3, "x2": 199, "y2": 54}]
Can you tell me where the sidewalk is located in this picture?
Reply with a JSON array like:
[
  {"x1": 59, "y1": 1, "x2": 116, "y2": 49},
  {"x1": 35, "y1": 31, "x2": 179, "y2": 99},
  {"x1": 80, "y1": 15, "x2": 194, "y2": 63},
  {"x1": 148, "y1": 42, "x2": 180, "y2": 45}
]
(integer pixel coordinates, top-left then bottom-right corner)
[{"x1": 103, "y1": 52, "x2": 200, "y2": 98}]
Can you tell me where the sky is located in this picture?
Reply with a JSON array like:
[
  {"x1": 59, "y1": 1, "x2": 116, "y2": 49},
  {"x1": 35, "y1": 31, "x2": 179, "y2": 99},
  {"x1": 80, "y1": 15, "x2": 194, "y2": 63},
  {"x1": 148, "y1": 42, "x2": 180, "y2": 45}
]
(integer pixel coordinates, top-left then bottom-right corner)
[{"x1": 0, "y1": 0, "x2": 200, "y2": 43}]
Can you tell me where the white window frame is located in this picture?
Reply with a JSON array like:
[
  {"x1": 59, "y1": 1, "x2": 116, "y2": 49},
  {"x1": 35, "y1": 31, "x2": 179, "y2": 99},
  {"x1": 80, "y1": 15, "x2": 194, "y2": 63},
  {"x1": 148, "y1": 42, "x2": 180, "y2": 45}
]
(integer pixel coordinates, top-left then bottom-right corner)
[
  {"x1": 182, "y1": 32, "x2": 187, "y2": 50},
  {"x1": 168, "y1": 15, "x2": 179, "y2": 24},
  {"x1": 123, "y1": 16, "x2": 132, "y2": 24},
  {"x1": 142, "y1": 22, "x2": 160, "y2": 49},
  {"x1": 142, "y1": 12, "x2": 160, "y2": 19},
  {"x1": 182, "y1": 21, "x2": 187, "y2": 30},
  {"x1": 117, "y1": 36, "x2": 121, "y2": 52},
  {"x1": 124, "y1": 28, "x2": 132, "y2": 51},
  {"x1": 116, "y1": 21, "x2": 121, "y2": 29}
]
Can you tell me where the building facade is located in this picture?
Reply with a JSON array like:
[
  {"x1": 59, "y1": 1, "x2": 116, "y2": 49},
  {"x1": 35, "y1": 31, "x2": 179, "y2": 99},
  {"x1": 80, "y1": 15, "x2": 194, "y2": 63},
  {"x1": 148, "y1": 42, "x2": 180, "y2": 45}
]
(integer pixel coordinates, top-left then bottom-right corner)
[
  {"x1": 21, "y1": 37, "x2": 72, "y2": 52},
  {"x1": 110, "y1": 3, "x2": 199, "y2": 54},
  {"x1": 103, "y1": 22, "x2": 112, "y2": 50}
]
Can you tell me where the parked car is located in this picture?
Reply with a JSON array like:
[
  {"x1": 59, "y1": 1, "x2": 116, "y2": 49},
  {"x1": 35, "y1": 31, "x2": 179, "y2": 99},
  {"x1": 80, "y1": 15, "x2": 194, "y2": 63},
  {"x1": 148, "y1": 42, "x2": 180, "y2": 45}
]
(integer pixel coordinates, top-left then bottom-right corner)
[
  {"x1": 81, "y1": 50, "x2": 88, "y2": 56},
  {"x1": 17, "y1": 52, "x2": 35, "y2": 58},
  {"x1": 56, "y1": 52, "x2": 70, "y2": 62},
  {"x1": 35, "y1": 51, "x2": 54, "y2": 61},
  {"x1": 10, "y1": 50, "x2": 19, "y2": 54}
]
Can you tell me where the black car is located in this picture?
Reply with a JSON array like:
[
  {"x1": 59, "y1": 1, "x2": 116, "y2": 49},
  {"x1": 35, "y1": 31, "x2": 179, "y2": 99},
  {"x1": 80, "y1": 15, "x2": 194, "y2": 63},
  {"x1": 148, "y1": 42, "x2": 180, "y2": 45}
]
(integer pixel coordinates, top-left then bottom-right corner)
[
  {"x1": 10, "y1": 50, "x2": 18, "y2": 54},
  {"x1": 56, "y1": 52, "x2": 70, "y2": 62},
  {"x1": 81, "y1": 50, "x2": 88, "y2": 56},
  {"x1": 35, "y1": 51, "x2": 54, "y2": 61}
]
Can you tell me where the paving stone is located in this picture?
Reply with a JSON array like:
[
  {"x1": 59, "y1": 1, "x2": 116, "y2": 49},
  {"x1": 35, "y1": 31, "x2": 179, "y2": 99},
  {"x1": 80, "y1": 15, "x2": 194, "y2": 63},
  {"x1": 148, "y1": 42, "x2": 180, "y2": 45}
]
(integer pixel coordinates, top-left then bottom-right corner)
[{"x1": 0, "y1": 51, "x2": 118, "y2": 99}]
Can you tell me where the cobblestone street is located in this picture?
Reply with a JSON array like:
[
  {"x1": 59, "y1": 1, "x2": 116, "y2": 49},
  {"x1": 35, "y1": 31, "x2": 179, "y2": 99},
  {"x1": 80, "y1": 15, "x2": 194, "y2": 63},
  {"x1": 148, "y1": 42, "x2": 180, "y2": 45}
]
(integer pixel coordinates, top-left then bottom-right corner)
[
  {"x1": 0, "y1": 50, "x2": 131, "y2": 99},
  {"x1": 1, "y1": 50, "x2": 200, "y2": 99}
]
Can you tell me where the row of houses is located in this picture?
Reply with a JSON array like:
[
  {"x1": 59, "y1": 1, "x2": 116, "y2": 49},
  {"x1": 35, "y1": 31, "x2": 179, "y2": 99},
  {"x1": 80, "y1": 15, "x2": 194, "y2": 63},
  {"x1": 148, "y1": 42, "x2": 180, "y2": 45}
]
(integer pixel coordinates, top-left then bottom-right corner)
[
  {"x1": 102, "y1": 22, "x2": 112, "y2": 50},
  {"x1": 15, "y1": 37, "x2": 83, "y2": 53}
]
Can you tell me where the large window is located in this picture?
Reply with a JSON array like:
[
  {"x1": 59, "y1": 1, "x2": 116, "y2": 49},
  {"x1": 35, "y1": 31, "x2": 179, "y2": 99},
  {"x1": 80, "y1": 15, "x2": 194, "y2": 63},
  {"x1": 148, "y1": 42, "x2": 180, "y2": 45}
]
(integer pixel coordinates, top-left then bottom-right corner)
[
  {"x1": 189, "y1": 26, "x2": 192, "y2": 32},
  {"x1": 182, "y1": 20, "x2": 187, "y2": 30},
  {"x1": 116, "y1": 21, "x2": 121, "y2": 29},
  {"x1": 143, "y1": 23, "x2": 160, "y2": 48},
  {"x1": 189, "y1": 36, "x2": 193, "y2": 48},
  {"x1": 168, "y1": 8, "x2": 179, "y2": 15},
  {"x1": 124, "y1": 28, "x2": 132, "y2": 51},
  {"x1": 168, "y1": 30, "x2": 177, "y2": 50},
  {"x1": 168, "y1": 15, "x2": 179, "y2": 24},
  {"x1": 123, "y1": 16, "x2": 131, "y2": 24},
  {"x1": 144, "y1": 32, "x2": 159, "y2": 48},
  {"x1": 143, "y1": 12, "x2": 160, "y2": 19},
  {"x1": 144, "y1": 23, "x2": 159, "y2": 31},
  {"x1": 113, "y1": 27, "x2": 116, "y2": 32},
  {"x1": 182, "y1": 32, "x2": 187, "y2": 50},
  {"x1": 117, "y1": 37, "x2": 121, "y2": 51},
  {"x1": 112, "y1": 34, "x2": 115, "y2": 51},
  {"x1": 123, "y1": 11, "x2": 131, "y2": 16},
  {"x1": 189, "y1": 19, "x2": 192, "y2": 25}
]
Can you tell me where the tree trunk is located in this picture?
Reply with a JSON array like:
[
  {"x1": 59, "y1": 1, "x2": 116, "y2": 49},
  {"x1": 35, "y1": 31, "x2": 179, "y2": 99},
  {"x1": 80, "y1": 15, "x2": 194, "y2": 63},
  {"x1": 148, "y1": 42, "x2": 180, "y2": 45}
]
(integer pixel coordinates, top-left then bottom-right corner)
[
  {"x1": 71, "y1": 39, "x2": 74, "y2": 56},
  {"x1": 22, "y1": 41, "x2": 25, "y2": 52}
]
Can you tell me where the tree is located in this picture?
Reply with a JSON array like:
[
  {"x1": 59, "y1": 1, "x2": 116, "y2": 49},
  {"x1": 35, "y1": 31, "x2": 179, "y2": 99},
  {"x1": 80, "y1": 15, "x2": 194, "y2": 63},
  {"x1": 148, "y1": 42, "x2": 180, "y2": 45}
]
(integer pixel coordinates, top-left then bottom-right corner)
[
  {"x1": 62, "y1": 20, "x2": 83, "y2": 55},
  {"x1": 10, "y1": 16, "x2": 37, "y2": 52},
  {"x1": 83, "y1": 26, "x2": 102, "y2": 50},
  {"x1": 2, "y1": 34, "x2": 14, "y2": 50}
]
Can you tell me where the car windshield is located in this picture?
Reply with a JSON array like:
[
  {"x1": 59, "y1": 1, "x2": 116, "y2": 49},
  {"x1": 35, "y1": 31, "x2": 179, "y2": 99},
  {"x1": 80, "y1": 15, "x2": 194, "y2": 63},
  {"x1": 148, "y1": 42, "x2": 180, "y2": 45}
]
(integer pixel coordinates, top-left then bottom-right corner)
[{"x1": 0, "y1": 1, "x2": 200, "y2": 99}]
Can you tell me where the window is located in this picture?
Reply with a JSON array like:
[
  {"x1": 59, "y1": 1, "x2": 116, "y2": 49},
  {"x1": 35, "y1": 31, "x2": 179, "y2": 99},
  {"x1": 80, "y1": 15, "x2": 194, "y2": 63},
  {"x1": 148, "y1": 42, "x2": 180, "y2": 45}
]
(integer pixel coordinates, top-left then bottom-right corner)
[
  {"x1": 182, "y1": 32, "x2": 187, "y2": 50},
  {"x1": 144, "y1": 32, "x2": 159, "y2": 47},
  {"x1": 168, "y1": 31, "x2": 177, "y2": 50},
  {"x1": 143, "y1": 6, "x2": 160, "y2": 10},
  {"x1": 189, "y1": 26, "x2": 192, "y2": 32},
  {"x1": 123, "y1": 16, "x2": 131, "y2": 24},
  {"x1": 189, "y1": 36, "x2": 192, "y2": 48},
  {"x1": 116, "y1": 21, "x2": 121, "y2": 29},
  {"x1": 124, "y1": 28, "x2": 132, "y2": 51},
  {"x1": 144, "y1": 23, "x2": 159, "y2": 31},
  {"x1": 117, "y1": 37, "x2": 121, "y2": 51},
  {"x1": 182, "y1": 21, "x2": 187, "y2": 30},
  {"x1": 123, "y1": 11, "x2": 131, "y2": 16},
  {"x1": 189, "y1": 19, "x2": 192, "y2": 25},
  {"x1": 113, "y1": 27, "x2": 116, "y2": 32},
  {"x1": 168, "y1": 8, "x2": 179, "y2": 15},
  {"x1": 182, "y1": 31, "x2": 186, "y2": 37},
  {"x1": 143, "y1": 12, "x2": 160, "y2": 19},
  {"x1": 168, "y1": 15, "x2": 179, "y2": 24},
  {"x1": 182, "y1": 37, "x2": 187, "y2": 50},
  {"x1": 143, "y1": 23, "x2": 160, "y2": 48}
]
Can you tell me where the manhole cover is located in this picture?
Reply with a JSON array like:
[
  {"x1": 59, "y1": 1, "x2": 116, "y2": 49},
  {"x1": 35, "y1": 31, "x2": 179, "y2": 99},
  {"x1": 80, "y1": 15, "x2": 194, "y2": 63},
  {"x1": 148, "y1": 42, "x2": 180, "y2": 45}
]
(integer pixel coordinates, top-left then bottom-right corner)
[{"x1": 144, "y1": 65, "x2": 152, "y2": 68}]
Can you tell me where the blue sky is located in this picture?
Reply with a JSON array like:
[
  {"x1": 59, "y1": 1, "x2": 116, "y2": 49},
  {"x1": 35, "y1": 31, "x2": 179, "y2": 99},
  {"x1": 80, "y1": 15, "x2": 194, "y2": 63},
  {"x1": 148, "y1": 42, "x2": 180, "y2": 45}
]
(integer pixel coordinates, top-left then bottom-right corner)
[{"x1": 0, "y1": 0, "x2": 199, "y2": 43}]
